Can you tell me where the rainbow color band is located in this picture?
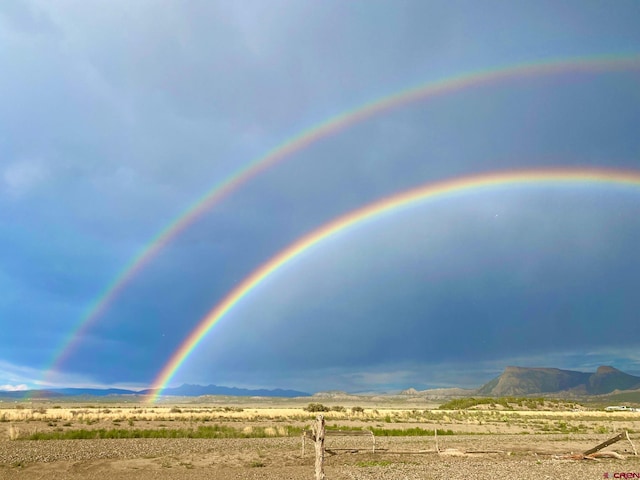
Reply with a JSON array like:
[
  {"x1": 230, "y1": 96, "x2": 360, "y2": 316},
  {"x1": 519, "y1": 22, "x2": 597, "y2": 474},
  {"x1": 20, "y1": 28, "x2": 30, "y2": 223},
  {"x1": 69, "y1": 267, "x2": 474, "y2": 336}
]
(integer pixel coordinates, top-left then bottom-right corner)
[{"x1": 147, "y1": 167, "x2": 640, "y2": 402}]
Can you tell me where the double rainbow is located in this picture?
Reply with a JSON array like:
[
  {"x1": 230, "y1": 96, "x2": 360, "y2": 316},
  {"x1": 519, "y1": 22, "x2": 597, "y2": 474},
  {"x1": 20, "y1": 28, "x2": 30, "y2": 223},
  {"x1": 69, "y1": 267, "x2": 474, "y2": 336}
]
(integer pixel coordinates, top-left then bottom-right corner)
[
  {"x1": 148, "y1": 167, "x2": 640, "y2": 401},
  {"x1": 43, "y1": 54, "x2": 640, "y2": 384}
]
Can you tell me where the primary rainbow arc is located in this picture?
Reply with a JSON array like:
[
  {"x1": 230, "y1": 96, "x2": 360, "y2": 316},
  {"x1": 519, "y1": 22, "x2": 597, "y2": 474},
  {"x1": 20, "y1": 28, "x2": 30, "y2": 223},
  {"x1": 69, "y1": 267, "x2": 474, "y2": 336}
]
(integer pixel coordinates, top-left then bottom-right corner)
[
  {"x1": 148, "y1": 167, "x2": 640, "y2": 402},
  {"x1": 44, "y1": 53, "x2": 640, "y2": 385}
]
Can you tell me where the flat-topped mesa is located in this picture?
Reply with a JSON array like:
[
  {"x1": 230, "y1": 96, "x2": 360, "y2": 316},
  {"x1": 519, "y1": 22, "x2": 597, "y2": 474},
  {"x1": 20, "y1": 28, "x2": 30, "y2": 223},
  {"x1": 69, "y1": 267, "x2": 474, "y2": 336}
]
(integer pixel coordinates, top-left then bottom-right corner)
[
  {"x1": 596, "y1": 365, "x2": 620, "y2": 375},
  {"x1": 479, "y1": 366, "x2": 640, "y2": 396},
  {"x1": 503, "y1": 366, "x2": 527, "y2": 373},
  {"x1": 589, "y1": 366, "x2": 640, "y2": 394}
]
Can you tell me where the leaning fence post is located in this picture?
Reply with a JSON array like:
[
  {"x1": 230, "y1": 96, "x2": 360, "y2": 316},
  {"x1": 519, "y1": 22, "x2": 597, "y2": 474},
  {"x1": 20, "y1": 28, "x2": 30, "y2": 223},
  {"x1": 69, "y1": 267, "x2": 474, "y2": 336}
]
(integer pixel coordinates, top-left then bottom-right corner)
[
  {"x1": 314, "y1": 415, "x2": 325, "y2": 480},
  {"x1": 583, "y1": 432, "x2": 626, "y2": 456}
]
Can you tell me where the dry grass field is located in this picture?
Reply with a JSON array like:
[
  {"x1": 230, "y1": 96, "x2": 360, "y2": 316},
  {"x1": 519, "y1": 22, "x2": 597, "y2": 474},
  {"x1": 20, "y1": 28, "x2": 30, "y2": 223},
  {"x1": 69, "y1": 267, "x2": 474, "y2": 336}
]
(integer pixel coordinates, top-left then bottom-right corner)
[{"x1": 1, "y1": 397, "x2": 639, "y2": 479}]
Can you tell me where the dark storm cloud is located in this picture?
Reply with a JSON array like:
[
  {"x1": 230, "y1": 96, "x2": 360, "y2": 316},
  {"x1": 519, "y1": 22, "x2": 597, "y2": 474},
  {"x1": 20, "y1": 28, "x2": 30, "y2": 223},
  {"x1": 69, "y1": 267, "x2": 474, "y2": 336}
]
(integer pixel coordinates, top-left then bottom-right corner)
[
  {"x1": 179, "y1": 188, "x2": 640, "y2": 390},
  {"x1": 1, "y1": 0, "x2": 639, "y2": 390}
]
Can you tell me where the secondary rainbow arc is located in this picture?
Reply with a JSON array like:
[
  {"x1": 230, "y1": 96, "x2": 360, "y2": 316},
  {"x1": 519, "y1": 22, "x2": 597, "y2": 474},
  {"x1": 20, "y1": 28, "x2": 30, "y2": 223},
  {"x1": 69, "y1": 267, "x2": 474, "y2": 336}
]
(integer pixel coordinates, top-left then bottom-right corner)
[
  {"x1": 45, "y1": 53, "x2": 640, "y2": 384},
  {"x1": 148, "y1": 167, "x2": 640, "y2": 402}
]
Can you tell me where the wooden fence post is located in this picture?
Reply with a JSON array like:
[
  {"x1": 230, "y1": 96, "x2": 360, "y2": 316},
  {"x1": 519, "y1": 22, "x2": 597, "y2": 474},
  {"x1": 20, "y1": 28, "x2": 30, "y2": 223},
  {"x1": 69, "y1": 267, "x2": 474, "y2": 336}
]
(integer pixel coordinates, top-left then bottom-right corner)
[
  {"x1": 583, "y1": 432, "x2": 625, "y2": 456},
  {"x1": 314, "y1": 415, "x2": 325, "y2": 480},
  {"x1": 626, "y1": 430, "x2": 638, "y2": 456}
]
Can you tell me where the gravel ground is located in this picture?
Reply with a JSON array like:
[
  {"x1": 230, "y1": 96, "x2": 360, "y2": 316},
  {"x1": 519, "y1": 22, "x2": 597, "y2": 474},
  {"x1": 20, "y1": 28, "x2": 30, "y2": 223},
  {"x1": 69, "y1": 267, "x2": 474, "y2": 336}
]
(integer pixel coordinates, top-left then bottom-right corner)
[{"x1": 1, "y1": 434, "x2": 639, "y2": 480}]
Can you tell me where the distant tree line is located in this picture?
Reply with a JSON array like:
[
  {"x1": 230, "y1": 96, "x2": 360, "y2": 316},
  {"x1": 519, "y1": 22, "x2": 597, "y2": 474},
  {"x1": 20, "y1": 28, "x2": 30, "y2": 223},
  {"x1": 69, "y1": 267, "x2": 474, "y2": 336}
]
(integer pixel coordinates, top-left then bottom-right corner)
[{"x1": 304, "y1": 403, "x2": 365, "y2": 414}]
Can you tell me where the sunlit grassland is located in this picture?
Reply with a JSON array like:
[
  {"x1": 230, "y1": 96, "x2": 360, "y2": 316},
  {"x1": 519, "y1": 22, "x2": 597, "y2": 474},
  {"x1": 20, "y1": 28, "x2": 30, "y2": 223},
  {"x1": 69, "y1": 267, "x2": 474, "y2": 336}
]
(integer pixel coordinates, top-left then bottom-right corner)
[{"x1": 1, "y1": 400, "x2": 639, "y2": 441}]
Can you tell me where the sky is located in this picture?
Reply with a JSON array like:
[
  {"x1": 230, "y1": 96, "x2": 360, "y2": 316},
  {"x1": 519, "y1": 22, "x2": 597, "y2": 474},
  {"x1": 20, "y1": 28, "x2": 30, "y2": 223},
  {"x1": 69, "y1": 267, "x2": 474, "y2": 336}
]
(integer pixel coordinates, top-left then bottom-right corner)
[{"x1": 1, "y1": 0, "x2": 640, "y2": 394}]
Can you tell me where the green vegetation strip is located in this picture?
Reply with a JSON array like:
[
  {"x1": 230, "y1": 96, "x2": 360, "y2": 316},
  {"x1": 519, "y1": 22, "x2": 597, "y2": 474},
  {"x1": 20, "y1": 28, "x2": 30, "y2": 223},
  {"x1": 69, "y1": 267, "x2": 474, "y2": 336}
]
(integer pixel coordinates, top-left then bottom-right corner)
[
  {"x1": 370, "y1": 427, "x2": 455, "y2": 437},
  {"x1": 22, "y1": 425, "x2": 460, "y2": 440},
  {"x1": 355, "y1": 460, "x2": 392, "y2": 467},
  {"x1": 24, "y1": 425, "x2": 304, "y2": 440}
]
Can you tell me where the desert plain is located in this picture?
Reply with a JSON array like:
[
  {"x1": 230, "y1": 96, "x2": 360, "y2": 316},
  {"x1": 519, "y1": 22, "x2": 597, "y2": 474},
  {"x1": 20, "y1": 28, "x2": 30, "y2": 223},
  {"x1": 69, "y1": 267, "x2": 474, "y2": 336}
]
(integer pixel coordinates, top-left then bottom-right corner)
[{"x1": 1, "y1": 396, "x2": 639, "y2": 480}]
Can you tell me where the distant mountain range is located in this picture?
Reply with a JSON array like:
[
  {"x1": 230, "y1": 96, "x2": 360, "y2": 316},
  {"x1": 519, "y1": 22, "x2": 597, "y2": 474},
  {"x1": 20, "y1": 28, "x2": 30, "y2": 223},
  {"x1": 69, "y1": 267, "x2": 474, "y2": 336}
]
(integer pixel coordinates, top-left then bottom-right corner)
[
  {"x1": 3, "y1": 366, "x2": 639, "y2": 400},
  {"x1": 147, "y1": 384, "x2": 310, "y2": 398},
  {"x1": 0, "y1": 384, "x2": 310, "y2": 399},
  {"x1": 478, "y1": 366, "x2": 640, "y2": 396}
]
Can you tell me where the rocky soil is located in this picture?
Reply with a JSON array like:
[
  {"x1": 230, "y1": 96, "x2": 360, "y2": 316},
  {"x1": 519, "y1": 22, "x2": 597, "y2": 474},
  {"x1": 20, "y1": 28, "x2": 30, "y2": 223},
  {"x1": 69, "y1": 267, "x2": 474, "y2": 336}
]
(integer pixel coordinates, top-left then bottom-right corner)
[{"x1": 1, "y1": 434, "x2": 639, "y2": 480}]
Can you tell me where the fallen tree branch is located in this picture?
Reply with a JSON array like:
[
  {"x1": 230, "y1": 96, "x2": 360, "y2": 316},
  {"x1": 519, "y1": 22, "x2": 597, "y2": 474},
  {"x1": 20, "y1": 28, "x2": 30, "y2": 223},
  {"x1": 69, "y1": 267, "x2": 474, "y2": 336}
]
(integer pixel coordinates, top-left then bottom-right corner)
[
  {"x1": 555, "y1": 453, "x2": 600, "y2": 461},
  {"x1": 590, "y1": 452, "x2": 625, "y2": 460}
]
